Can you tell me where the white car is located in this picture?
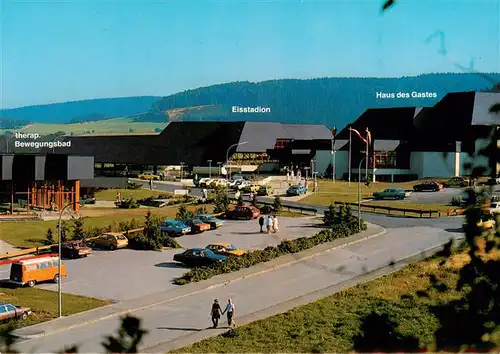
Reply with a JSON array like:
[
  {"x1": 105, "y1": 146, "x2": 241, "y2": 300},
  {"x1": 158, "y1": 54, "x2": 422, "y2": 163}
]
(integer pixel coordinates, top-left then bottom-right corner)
[
  {"x1": 231, "y1": 180, "x2": 250, "y2": 190},
  {"x1": 488, "y1": 201, "x2": 500, "y2": 214},
  {"x1": 199, "y1": 178, "x2": 214, "y2": 187}
]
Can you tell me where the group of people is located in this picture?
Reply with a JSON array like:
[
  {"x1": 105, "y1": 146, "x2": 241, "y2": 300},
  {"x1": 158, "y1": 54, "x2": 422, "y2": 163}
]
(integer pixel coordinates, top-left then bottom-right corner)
[
  {"x1": 259, "y1": 215, "x2": 279, "y2": 233},
  {"x1": 210, "y1": 299, "x2": 236, "y2": 329}
]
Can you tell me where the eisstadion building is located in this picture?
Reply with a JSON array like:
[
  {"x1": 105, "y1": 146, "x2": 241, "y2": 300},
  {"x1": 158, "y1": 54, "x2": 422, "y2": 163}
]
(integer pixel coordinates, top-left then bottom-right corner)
[{"x1": 45, "y1": 91, "x2": 499, "y2": 182}]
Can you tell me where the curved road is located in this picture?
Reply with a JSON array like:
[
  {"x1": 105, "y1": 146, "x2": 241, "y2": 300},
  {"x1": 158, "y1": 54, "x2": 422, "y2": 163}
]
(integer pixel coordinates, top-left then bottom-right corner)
[{"x1": 10, "y1": 184, "x2": 465, "y2": 353}]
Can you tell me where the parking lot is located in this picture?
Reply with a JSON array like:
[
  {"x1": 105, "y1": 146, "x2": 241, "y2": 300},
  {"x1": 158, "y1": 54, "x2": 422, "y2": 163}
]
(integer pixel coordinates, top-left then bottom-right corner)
[
  {"x1": 0, "y1": 216, "x2": 322, "y2": 302},
  {"x1": 369, "y1": 185, "x2": 500, "y2": 206}
]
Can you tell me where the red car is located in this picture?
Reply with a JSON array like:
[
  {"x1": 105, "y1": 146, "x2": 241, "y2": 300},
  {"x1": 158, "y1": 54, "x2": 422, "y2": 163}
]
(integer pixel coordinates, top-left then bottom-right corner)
[{"x1": 226, "y1": 206, "x2": 260, "y2": 220}]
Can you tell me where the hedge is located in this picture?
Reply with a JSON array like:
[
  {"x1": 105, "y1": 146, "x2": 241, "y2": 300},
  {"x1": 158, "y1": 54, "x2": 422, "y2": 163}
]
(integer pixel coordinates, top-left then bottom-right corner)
[{"x1": 173, "y1": 214, "x2": 367, "y2": 285}]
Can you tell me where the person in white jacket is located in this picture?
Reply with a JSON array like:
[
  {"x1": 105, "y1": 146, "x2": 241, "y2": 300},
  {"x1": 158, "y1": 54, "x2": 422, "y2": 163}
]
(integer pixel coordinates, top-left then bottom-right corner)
[{"x1": 273, "y1": 216, "x2": 279, "y2": 233}]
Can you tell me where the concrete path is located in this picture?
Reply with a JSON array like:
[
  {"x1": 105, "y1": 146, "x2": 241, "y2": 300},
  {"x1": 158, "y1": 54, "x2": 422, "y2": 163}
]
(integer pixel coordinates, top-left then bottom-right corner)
[
  {"x1": 11, "y1": 221, "x2": 463, "y2": 353},
  {"x1": 0, "y1": 240, "x2": 19, "y2": 255}
]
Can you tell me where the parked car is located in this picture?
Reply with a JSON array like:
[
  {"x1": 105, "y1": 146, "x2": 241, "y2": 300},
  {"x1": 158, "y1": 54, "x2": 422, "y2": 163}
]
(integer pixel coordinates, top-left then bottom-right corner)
[
  {"x1": 9, "y1": 256, "x2": 67, "y2": 287},
  {"x1": 0, "y1": 302, "x2": 32, "y2": 321},
  {"x1": 231, "y1": 180, "x2": 250, "y2": 190},
  {"x1": 372, "y1": 188, "x2": 410, "y2": 200},
  {"x1": 199, "y1": 178, "x2": 214, "y2": 188},
  {"x1": 160, "y1": 219, "x2": 191, "y2": 236},
  {"x1": 196, "y1": 214, "x2": 225, "y2": 229},
  {"x1": 286, "y1": 184, "x2": 308, "y2": 196},
  {"x1": 413, "y1": 181, "x2": 443, "y2": 192},
  {"x1": 206, "y1": 243, "x2": 246, "y2": 257},
  {"x1": 443, "y1": 177, "x2": 469, "y2": 188},
  {"x1": 91, "y1": 233, "x2": 128, "y2": 250},
  {"x1": 257, "y1": 185, "x2": 273, "y2": 196},
  {"x1": 226, "y1": 205, "x2": 261, "y2": 219},
  {"x1": 138, "y1": 172, "x2": 162, "y2": 181},
  {"x1": 51, "y1": 240, "x2": 92, "y2": 259},
  {"x1": 240, "y1": 184, "x2": 261, "y2": 193},
  {"x1": 486, "y1": 176, "x2": 500, "y2": 185},
  {"x1": 183, "y1": 218, "x2": 211, "y2": 233},
  {"x1": 173, "y1": 248, "x2": 227, "y2": 267},
  {"x1": 487, "y1": 201, "x2": 500, "y2": 214},
  {"x1": 210, "y1": 178, "x2": 229, "y2": 188}
]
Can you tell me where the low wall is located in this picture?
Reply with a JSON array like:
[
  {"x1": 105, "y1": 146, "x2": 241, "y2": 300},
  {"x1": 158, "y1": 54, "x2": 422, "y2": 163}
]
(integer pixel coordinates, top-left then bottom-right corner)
[{"x1": 80, "y1": 177, "x2": 129, "y2": 189}]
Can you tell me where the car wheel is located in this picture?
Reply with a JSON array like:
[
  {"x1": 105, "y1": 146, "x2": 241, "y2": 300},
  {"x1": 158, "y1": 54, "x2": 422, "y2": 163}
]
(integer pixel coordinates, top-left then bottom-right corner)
[
  {"x1": 109, "y1": 245, "x2": 116, "y2": 251},
  {"x1": 20, "y1": 312, "x2": 28, "y2": 320},
  {"x1": 53, "y1": 274, "x2": 60, "y2": 283},
  {"x1": 27, "y1": 280, "x2": 36, "y2": 288}
]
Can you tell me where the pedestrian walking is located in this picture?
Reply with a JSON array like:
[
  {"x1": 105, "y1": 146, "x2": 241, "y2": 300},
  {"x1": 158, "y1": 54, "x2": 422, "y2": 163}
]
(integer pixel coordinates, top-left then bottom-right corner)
[
  {"x1": 210, "y1": 299, "x2": 222, "y2": 328},
  {"x1": 258, "y1": 216, "x2": 265, "y2": 233},
  {"x1": 273, "y1": 215, "x2": 279, "y2": 233},
  {"x1": 222, "y1": 299, "x2": 236, "y2": 328},
  {"x1": 266, "y1": 215, "x2": 273, "y2": 234},
  {"x1": 149, "y1": 179, "x2": 153, "y2": 190}
]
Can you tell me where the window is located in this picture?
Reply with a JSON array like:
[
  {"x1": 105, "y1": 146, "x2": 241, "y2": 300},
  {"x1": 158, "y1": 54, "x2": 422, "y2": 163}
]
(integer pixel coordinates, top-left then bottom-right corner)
[
  {"x1": 40, "y1": 262, "x2": 49, "y2": 269},
  {"x1": 374, "y1": 151, "x2": 397, "y2": 168},
  {"x1": 6, "y1": 305, "x2": 15, "y2": 312},
  {"x1": 53, "y1": 261, "x2": 59, "y2": 267},
  {"x1": 0, "y1": 306, "x2": 7, "y2": 314}
]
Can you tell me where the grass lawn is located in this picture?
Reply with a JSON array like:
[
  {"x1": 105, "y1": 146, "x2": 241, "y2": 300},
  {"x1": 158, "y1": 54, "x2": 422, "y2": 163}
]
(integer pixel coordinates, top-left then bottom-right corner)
[
  {"x1": 0, "y1": 204, "x2": 214, "y2": 249},
  {"x1": 174, "y1": 245, "x2": 500, "y2": 353},
  {"x1": 94, "y1": 189, "x2": 172, "y2": 201},
  {"x1": 0, "y1": 285, "x2": 110, "y2": 330},
  {"x1": 299, "y1": 180, "x2": 453, "y2": 212},
  {"x1": 0, "y1": 118, "x2": 167, "y2": 136}
]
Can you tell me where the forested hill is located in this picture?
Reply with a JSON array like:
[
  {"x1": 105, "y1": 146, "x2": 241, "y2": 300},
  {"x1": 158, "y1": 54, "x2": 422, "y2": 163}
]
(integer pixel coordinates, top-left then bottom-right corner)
[
  {"x1": 148, "y1": 73, "x2": 500, "y2": 128},
  {"x1": 1, "y1": 73, "x2": 498, "y2": 129},
  {"x1": 0, "y1": 96, "x2": 160, "y2": 124}
]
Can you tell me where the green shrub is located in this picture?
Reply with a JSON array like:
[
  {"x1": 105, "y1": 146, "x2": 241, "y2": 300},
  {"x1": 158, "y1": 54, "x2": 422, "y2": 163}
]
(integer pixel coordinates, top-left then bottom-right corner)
[
  {"x1": 173, "y1": 213, "x2": 365, "y2": 285},
  {"x1": 118, "y1": 219, "x2": 141, "y2": 232},
  {"x1": 259, "y1": 204, "x2": 273, "y2": 214},
  {"x1": 176, "y1": 205, "x2": 194, "y2": 220},
  {"x1": 214, "y1": 187, "x2": 230, "y2": 213},
  {"x1": 126, "y1": 182, "x2": 142, "y2": 190},
  {"x1": 450, "y1": 196, "x2": 463, "y2": 207},
  {"x1": 163, "y1": 236, "x2": 182, "y2": 248},
  {"x1": 117, "y1": 198, "x2": 139, "y2": 209}
]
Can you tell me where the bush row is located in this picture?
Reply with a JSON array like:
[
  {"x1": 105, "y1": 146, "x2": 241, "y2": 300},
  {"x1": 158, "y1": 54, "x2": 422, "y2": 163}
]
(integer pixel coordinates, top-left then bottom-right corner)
[{"x1": 173, "y1": 205, "x2": 366, "y2": 285}]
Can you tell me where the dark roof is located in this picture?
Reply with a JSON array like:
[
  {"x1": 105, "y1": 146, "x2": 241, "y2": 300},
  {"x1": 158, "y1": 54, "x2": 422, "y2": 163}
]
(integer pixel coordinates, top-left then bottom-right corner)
[
  {"x1": 51, "y1": 121, "x2": 331, "y2": 166},
  {"x1": 413, "y1": 92, "x2": 499, "y2": 145},
  {"x1": 336, "y1": 107, "x2": 420, "y2": 141},
  {"x1": 237, "y1": 122, "x2": 332, "y2": 152}
]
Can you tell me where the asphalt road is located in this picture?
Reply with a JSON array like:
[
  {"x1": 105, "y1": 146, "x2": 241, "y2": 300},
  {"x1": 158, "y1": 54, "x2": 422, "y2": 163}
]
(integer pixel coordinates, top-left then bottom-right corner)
[
  {"x1": 0, "y1": 218, "x2": 322, "y2": 301},
  {"x1": 12, "y1": 222, "x2": 464, "y2": 353}
]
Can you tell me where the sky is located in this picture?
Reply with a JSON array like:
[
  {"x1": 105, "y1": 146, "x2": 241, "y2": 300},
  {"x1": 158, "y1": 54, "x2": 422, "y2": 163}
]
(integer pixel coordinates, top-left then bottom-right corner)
[{"x1": 1, "y1": 0, "x2": 499, "y2": 108}]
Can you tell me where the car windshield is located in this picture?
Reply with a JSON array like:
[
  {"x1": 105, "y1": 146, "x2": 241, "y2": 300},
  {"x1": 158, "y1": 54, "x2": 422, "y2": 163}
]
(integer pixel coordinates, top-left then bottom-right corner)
[
  {"x1": 117, "y1": 235, "x2": 127, "y2": 240},
  {"x1": 491, "y1": 203, "x2": 499, "y2": 208},
  {"x1": 74, "y1": 242, "x2": 86, "y2": 248},
  {"x1": 226, "y1": 245, "x2": 236, "y2": 250},
  {"x1": 192, "y1": 219, "x2": 203, "y2": 224}
]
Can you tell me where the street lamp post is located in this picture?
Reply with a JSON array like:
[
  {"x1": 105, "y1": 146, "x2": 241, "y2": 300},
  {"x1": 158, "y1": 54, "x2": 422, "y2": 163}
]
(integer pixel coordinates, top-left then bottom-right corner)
[
  {"x1": 52, "y1": 135, "x2": 66, "y2": 154},
  {"x1": 357, "y1": 156, "x2": 367, "y2": 231},
  {"x1": 217, "y1": 162, "x2": 222, "y2": 177},
  {"x1": 207, "y1": 160, "x2": 212, "y2": 178},
  {"x1": 226, "y1": 141, "x2": 248, "y2": 180},
  {"x1": 304, "y1": 167, "x2": 310, "y2": 180},
  {"x1": 180, "y1": 162, "x2": 185, "y2": 180},
  {"x1": 5, "y1": 134, "x2": 15, "y2": 154},
  {"x1": 57, "y1": 199, "x2": 91, "y2": 318}
]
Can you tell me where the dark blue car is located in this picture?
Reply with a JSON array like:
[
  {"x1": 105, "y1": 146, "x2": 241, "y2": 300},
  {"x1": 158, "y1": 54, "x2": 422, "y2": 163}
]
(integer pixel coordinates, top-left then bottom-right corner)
[{"x1": 173, "y1": 248, "x2": 227, "y2": 267}]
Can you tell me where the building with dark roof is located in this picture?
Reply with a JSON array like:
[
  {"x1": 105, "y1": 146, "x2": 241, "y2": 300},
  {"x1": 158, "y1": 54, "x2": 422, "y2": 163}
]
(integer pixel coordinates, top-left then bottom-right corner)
[
  {"x1": 49, "y1": 121, "x2": 332, "y2": 176},
  {"x1": 315, "y1": 92, "x2": 499, "y2": 182}
]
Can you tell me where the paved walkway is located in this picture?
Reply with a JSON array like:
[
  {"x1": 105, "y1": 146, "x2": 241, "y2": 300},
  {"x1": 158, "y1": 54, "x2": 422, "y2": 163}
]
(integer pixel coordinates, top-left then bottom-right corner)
[
  {"x1": 10, "y1": 222, "x2": 464, "y2": 353},
  {"x1": 0, "y1": 240, "x2": 19, "y2": 255}
]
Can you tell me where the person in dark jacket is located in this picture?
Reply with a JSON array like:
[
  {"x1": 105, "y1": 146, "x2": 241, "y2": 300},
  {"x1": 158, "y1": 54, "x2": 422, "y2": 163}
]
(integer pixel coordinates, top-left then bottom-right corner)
[
  {"x1": 210, "y1": 299, "x2": 222, "y2": 328},
  {"x1": 258, "y1": 216, "x2": 265, "y2": 233}
]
